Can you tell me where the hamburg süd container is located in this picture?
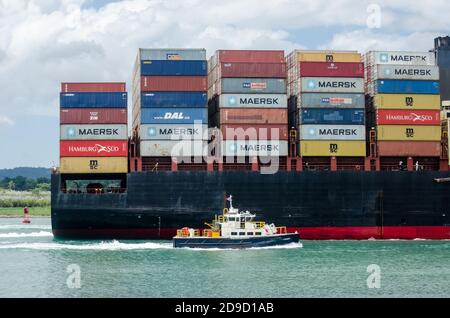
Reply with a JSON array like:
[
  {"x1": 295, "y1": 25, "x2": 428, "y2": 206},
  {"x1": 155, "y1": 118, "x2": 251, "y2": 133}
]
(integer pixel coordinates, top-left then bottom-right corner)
[
  {"x1": 140, "y1": 76, "x2": 207, "y2": 92},
  {"x1": 60, "y1": 108, "x2": 128, "y2": 124},
  {"x1": 374, "y1": 80, "x2": 440, "y2": 95},
  {"x1": 140, "y1": 108, "x2": 208, "y2": 124},
  {"x1": 140, "y1": 124, "x2": 208, "y2": 140},
  {"x1": 299, "y1": 125, "x2": 366, "y2": 141},
  {"x1": 60, "y1": 140, "x2": 128, "y2": 157},
  {"x1": 376, "y1": 125, "x2": 441, "y2": 141},
  {"x1": 300, "y1": 140, "x2": 366, "y2": 157},
  {"x1": 298, "y1": 62, "x2": 364, "y2": 78},
  {"x1": 61, "y1": 83, "x2": 126, "y2": 93},
  {"x1": 376, "y1": 110, "x2": 441, "y2": 125},
  {"x1": 221, "y1": 124, "x2": 289, "y2": 140},
  {"x1": 374, "y1": 94, "x2": 441, "y2": 110},
  {"x1": 140, "y1": 140, "x2": 207, "y2": 157},
  {"x1": 291, "y1": 51, "x2": 361, "y2": 63},
  {"x1": 60, "y1": 92, "x2": 127, "y2": 108},
  {"x1": 300, "y1": 77, "x2": 364, "y2": 93},
  {"x1": 138, "y1": 48, "x2": 206, "y2": 61},
  {"x1": 140, "y1": 60, "x2": 207, "y2": 76},
  {"x1": 298, "y1": 93, "x2": 365, "y2": 109},
  {"x1": 141, "y1": 92, "x2": 207, "y2": 108},
  {"x1": 220, "y1": 108, "x2": 288, "y2": 125},
  {"x1": 366, "y1": 51, "x2": 436, "y2": 66},
  {"x1": 216, "y1": 78, "x2": 286, "y2": 95},
  {"x1": 212, "y1": 62, "x2": 286, "y2": 79},
  {"x1": 223, "y1": 140, "x2": 288, "y2": 157},
  {"x1": 59, "y1": 157, "x2": 128, "y2": 174},
  {"x1": 300, "y1": 109, "x2": 365, "y2": 125},
  {"x1": 369, "y1": 65, "x2": 440, "y2": 81},
  {"x1": 60, "y1": 124, "x2": 128, "y2": 140},
  {"x1": 376, "y1": 141, "x2": 441, "y2": 157},
  {"x1": 219, "y1": 94, "x2": 287, "y2": 108}
]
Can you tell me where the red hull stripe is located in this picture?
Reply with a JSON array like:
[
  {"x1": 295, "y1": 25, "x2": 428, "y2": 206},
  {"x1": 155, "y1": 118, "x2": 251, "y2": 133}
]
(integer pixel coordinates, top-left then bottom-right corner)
[{"x1": 53, "y1": 226, "x2": 450, "y2": 240}]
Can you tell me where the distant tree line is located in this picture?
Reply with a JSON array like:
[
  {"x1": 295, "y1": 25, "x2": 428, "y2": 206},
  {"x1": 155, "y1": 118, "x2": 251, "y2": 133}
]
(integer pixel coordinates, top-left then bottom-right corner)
[{"x1": 0, "y1": 176, "x2": 51, "y2": 192}]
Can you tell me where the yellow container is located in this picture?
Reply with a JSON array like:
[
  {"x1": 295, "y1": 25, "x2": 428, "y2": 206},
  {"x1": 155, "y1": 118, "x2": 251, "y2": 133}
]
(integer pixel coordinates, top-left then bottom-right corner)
[
  {"x1": 377, "y1": 125, "x2": 441, "y2": 141},
  {"x1": 296, "y1": 51, "x2": 361, "y2": 63},
  {"x1": 60, "y1": 157, "x2": 128, "y2": 174},
  {"x1": 374, "y1": 94, "x2": 440, "y2": 110},
  {"x1": 300, "y1": 141, "x2": 366, "y2": 157}
]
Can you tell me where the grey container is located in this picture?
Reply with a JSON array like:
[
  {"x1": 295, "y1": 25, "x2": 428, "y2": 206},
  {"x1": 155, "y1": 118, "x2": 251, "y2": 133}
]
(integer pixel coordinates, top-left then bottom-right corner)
[
  {"x1": 60, "y1": 124, "x2": 128, "y2": 140},
  {"x1": 300, "y1": 77, "x2": 364, "y2": 93},
  {"x1": 299, "y1": 93, "x2": 365, "y2": 108},
  {"x1": 219, "y1": 94, "x2": 287, "y2": 108},
  {"x1": 299, "y1": 125, "x2": 366, "y2": 141},
  {"x1": 138, "y1": 48, "x2": 206, "y2": 61},
  {"x1": 140, "y1": 140, "x2": 207, "y2": 157},
  {"x1": 218, "y1": 78, "x2": 286, "y2": 94},
  {"x1": 370, "y1": 65, "x2": 440, "y2": 80}
]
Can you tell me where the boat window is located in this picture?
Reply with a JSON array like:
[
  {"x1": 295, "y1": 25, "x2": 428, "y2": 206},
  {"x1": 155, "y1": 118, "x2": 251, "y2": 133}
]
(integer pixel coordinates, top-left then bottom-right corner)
[
  {"x1": 239, "y1": 232, "x2": 245, "y2": 236},
  {"x1": 255, "y1": 232, "x2": 262, "y2": 236},
  {"x1": 247, "y1": 232, "x2": 254, "y2": 236},
  {"x1": 229, "y1": 217, "x2": 235, "y2": 221},
  {"x1": 231, "y1": 232, "x2": 237, "y2": 236}
]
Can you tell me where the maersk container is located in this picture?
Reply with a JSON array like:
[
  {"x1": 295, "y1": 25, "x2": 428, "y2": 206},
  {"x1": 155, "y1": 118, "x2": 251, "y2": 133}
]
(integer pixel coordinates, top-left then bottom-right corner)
[
  {"x1": 299, "y1": 93, "x2": 365, "y2": 108},
  {"x1": 299, "y1": 125, "x2": 366, "y2": 141},
  {"x1": 140, "y1": 140, "x2": 207, "y2": 157},
  {"x1": 375, "y1": 80, "x2": 440, "y2": 94},
  {"x1": 61, "y1": 83, "x2": 126, "y2": 93},
  {"x1": 219, "y1": 94, "x2": 287, "y2": 108},
  {"x1": 371, "y1": 65, "x2": 440, "y2": 81},
  {"x1": 141, "y1": 92, "x2": 207, "y2": 108},
  {"x1": 140, "y1": 60, "x2": 207, "y2": 76},
  {"x1": 218, "y1": 78, "x2": 286, "y2": 94},
  {"x1": 300, "y1": 77, "x2": 364, "y2": 93},
  {"x1": 60, "y1": 92, "x2": 127, "y2": 108},
  {"x1": 139, "y1": 48, "x2": 206, "y2": 61},
  {"x1": 366, "y1": 51, "x2": 436, "y2": 66},
  {"x1": 223, "y1": 140, "x2": 288, "y2": 157},
  {"x1": 140, "y1": 108, "x2": 208, "y2": 124},
  {"x1": 60, "y1": 124, "x2": 128, "y2": 140},
  {"x1": 140, "y1": 76, "x2": 207, "y2": 92},
  {"x1": 300, "y1": 109, "x2": 365, "y2": 125},
  {"x1": 140, "y1": 124, "x2": 208, "y2": 140}
]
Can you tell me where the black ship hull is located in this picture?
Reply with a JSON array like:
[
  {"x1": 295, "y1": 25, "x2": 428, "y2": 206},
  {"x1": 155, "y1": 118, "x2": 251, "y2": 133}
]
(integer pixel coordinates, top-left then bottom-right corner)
[{"x1": 51, "y1": 171, "x2": 450, "y2": 240}]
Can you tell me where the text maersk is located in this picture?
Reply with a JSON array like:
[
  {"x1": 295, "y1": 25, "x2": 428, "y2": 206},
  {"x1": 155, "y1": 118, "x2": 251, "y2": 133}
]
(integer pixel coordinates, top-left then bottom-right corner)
[
  {"x1": 78, "y1": 128, "x2": 119, "y2": 136},
  {"x1": 240, "y1": 145, "x2": 279, "y2": 151},
  {"x1": 319, "y1": 128, "x2": 358, "y2": 136},
  {"x1": 318, "y1": 81, "x2": 357, "y2": 88},
  {"x1": 394, "y1": 69, "x2": 431, "y2": 76}
]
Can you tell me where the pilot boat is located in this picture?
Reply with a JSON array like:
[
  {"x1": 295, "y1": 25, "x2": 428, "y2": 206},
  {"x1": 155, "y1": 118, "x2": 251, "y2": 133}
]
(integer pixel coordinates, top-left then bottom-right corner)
[{"x1": 173, "y1": 196, "x2": 300, "y2": 249}]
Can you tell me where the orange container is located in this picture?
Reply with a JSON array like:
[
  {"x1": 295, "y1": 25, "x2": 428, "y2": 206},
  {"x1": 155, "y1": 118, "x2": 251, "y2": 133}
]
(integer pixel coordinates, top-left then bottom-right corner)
[
  {"x1": 377, "y1": 141, "x2": 441, "y2": 156},
  {"x1": 219, "y1": 108, "x2": 288, "y2": 124}
]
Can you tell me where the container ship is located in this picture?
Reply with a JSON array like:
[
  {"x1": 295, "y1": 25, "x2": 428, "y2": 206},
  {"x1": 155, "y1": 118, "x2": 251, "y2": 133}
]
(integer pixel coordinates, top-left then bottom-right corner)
[{"x1": 52, "y1": 37, "x2": 450, "y2": 240}]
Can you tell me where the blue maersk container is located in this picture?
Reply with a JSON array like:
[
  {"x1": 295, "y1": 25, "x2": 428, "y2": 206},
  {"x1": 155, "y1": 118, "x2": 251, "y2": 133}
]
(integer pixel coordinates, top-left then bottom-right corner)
[
  {"x1": 300, "y1": 108, "x2": 365, "y2": 125},
  {"x1": 141, "y1": 61, "x2": 207, "y2": 76},
  {"x1": 141, "y1": 92, "x2": 207, "y2": 108},
  {"x1": 60, "y1": 92, "x2": 127, "y2": 108},
  {"x1": 376, "y1": 80, "x2": 440, "y2": 94},
  {"x1": 141, "y1": 108, "x2": 208, "y2": 124}
]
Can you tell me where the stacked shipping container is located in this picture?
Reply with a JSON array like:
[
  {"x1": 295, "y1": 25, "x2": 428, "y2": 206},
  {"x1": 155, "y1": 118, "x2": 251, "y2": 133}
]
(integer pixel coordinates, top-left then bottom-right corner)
[
  {"x1": 59, "y1": 83, "x2": 128, "y2": 173},
  {"x1": 365, "y1": 51, "x2": 441, "y2": 157},
  {"x1": 132, "y1": 49, "x2": 208, "y2": 157},
  {"x1": 208, "y1": 50, "x2": 288, "y2": 157},
  {"x1": 286, "y1": 50, "x2": 366, "y2": 157}
]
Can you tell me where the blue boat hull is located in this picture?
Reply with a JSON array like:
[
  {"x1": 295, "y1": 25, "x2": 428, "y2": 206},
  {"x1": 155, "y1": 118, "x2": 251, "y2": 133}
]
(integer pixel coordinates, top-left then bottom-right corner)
[{"x1": 173, "y1": 233, "x2": 300, "y2": 249}]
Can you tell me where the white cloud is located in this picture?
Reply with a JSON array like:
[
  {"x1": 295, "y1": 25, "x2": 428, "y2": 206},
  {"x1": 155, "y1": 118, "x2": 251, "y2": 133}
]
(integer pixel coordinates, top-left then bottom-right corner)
[{"x1": 0, "y1": 115, "x2": 15, "y2": 126}]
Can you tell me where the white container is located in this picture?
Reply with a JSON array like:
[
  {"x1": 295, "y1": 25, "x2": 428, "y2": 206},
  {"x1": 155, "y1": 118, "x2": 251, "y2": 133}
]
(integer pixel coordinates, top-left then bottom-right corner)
[
  {"x1": 299, "y1": 125, "x2": 366, "y2": 141},
  {"x1": 140, "y1": 124, "x2": 208, "y2": 140},
  {"x1": 60, "y1": 124, "x2": 128, "y2": 140},
  {"x1": 140, "y1": 140, "x2": 207, "y2": 157},
  {"x1": 219, "y1": 94, "x2": 287, "y2": 108},
  {"x1": 223, "y1": 140, "x2": 288, "y2": 156},
  {"x1": 300, "y1": 77, "x2": 364, "y2": 93},
  {"x1": 366, "y1": 51, "x2": 436, "y2": 66}
]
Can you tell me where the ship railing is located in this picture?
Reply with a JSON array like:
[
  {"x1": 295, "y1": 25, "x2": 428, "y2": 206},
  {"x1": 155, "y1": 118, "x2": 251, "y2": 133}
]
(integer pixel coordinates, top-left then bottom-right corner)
[
  {"x1": 276, "y1": 227, "x2": 287, "y2": 234},
  {"x1": 61, "y1": 188, "x2": 127, "y2": 194},
  {"x1": 176, "y1": 229, "x2": 202, "y2": 237},
  {"x1": 202, "y1": 229, "x2": 213, "y2": 237}
]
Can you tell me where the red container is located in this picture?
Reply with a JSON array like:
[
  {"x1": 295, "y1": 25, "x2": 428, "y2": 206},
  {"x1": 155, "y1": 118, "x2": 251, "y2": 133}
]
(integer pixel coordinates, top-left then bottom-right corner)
[
  {"x1": 61, "y1": 83, "x2": 126, "y2": 93},
  {"x1": 60, "y1": 140, "x2": 128, "y2": 157},
  {"x1": 60, "y1": 108, "x2": 128, "y2": 124},
  {"x1": 217, "y1": 50, "x2": 285, "y2": 63},
  {"x1": 220, "y1": 108, "x2": 288, "y2": 125},
  {"x1": 141, "y1": 76, "x2": 207, "y2": 92},
  {"x1": 376, "y1": 110, "x2": 440, "y2": 125},
  {"x1": 377, "y1": 141, "x2": 441, "y2": 156},
  {"x1": 299, "y1": 62, "x2": 364, "y2": 78},
  {"x1": 218, "y1": 62, "x2": 286, "y2": 78},
  {"x1": 221, "y1": 124, "x2": 288, "y2": 140}
]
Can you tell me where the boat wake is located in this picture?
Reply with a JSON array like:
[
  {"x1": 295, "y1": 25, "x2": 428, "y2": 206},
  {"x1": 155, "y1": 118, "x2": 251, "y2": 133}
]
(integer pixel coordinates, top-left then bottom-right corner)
[
  {"x1": 184, "y1": 242, "x2": 303, "y2": 251},
  {"x1": 0, "y1": 240, "x2": 173, "y2": 250},
  {"x1": 0, "y1": 225, "x2": 51, "y2": 230},
  {"x1": 0, "y1": 231, "x2": 54, "y2": 238}
]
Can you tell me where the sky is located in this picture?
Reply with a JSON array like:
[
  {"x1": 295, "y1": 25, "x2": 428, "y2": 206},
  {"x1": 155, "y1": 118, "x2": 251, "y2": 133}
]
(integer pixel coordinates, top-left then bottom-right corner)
[{"x1": 0, "y1": 0, "x2": 449, "y2": 168}]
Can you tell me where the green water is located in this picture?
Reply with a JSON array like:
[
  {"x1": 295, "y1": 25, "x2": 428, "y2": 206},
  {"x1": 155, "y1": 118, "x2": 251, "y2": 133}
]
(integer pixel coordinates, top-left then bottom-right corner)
[{"x1": 0, "y1": 218, "x2": 449, "y2": 298}]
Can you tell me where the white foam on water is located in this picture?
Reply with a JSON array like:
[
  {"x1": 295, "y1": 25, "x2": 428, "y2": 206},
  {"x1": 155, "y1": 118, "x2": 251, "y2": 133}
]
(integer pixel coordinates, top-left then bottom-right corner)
[
  {"x1": 0, "y1": 224, "x2": 51, "y2": 230},
  {"x1": 182, "y1": 242, "x2": 303, "y2": 251},
  {"x1": 0, "y1": 231, "x2": 53, "y2": 238},
  {"x1": 0, "y1": 240, "x2": 173, "y2": 250}
]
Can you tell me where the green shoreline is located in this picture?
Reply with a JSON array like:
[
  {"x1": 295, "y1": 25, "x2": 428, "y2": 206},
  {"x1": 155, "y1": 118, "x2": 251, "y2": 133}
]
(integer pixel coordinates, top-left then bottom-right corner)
[{"x1": 0, "y1": 207, "x2": 50, "y2": 217}]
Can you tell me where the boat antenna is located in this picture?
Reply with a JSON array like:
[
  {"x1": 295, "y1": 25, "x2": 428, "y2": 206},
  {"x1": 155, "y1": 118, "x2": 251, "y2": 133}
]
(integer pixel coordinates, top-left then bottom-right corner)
[{"x1": 227, "y1": 195, "x2": 233, "y2": 210}]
